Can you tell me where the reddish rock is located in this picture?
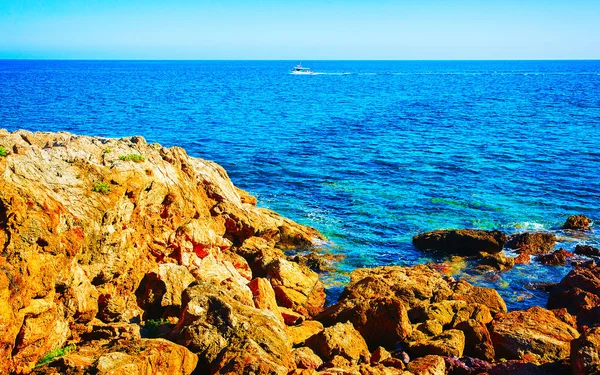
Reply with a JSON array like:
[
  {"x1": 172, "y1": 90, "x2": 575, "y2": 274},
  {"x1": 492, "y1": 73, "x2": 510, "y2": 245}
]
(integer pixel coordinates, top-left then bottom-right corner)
[
  {"x1": 454, "y1": 319, "x2": 495, "y2": 361},
  {"x1": 513, "y1": 252, "x2": 531, "y2": 264},
  {"x1": 451, "y1": 280, "x2": 507, "y2": 315},
  {"x1": 563, "y1": 215, "x2": 592, "y2": 230},
  {"x1": 489, "y1": 306, "x2": 580, "y2": 364},
  {"x1": 547, "y1": 261, "x2": 600, "y2": 327},
  {"x1": 412, "y1": 230, "x2": 507, "y2": 256},
  {"x1": 406, "y1": 355, "x2": 446, "y2": 375},
  {"x1": 248, "y1": 277, "x2": 283, "y2": 323},
  {"x1": 505, "y1": 232, "x2": 556, "y2": 254},
  {"x1": 575, "y1": 244, "x2": 600, "y2": 257},
  {"x1": 536, "y1": 248, "x2": 574, "y2": 266},
  {"x1": 488, "y1": 360, "x2": 545, "y2": 375},
  {"x1": 571, "y1": 326, "x2": 600, "y2": 375},
  {"x1": 444, "y1": 356, "x2": 492, "y2": 375},
  {"x1": 306, "y1": 322, "x2": 370, "y2": 364}
]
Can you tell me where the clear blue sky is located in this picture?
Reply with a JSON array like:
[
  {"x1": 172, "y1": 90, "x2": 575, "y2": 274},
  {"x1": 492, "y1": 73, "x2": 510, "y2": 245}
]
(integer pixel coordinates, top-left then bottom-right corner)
[{"x1": 1, "y1": 0, "x2": 599, "y2": 59}]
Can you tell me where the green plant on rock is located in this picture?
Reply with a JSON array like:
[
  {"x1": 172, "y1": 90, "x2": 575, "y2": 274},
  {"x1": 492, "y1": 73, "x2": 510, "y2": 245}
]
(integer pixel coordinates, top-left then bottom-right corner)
[
  {"x1": 119, "y1": 153, "x2": 145, "y2": 163},
  {"x1": 102, "y1": 148, "x2": 112, "y2": 154},
  {"x1": 0, "y1": 145, "x2": 7, "y2": 157},
  {"x1": 36, "y1": 344, "x2": 76, "y2": 367},
  {"x1": 92, "y1": 182, "x2": 111, "y2": 194},
  {"x1": 144, "y1": 318, "x2": 170, "y2": 338}
]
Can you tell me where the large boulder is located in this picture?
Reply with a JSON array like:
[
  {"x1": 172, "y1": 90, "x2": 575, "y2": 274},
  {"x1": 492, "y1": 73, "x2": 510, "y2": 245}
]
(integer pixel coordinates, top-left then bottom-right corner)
[
  {"x1": 547, "y1": 261, "x2": 600, "y2": 327},
  {"x1": 505, "y1": 232, "x2": 556, "y2": 254},
  {"x1": 571, "y1": 327, "x2": 600, "y2": 375},
  {"x1": 339, "y1": 265, "x2": 454, "y2": 309},
  {"x1": 408, "y1": 329, "x2": 465, "y2": 358},
  {"x1": 412, "y1": 230, "x2": 507, "y2": 256},
  {"x1": 317, "y1": 297, "x2": 412, "y2": 348},
  {"x1": 563, "y1": 215, "x2": 592, "y2": 230},
  {"x1": 174, "y1": 282, "x2": 294, "y2": 374},
  {"x1": 490, "y1": 306, "x2": 580, "y2": 364}
]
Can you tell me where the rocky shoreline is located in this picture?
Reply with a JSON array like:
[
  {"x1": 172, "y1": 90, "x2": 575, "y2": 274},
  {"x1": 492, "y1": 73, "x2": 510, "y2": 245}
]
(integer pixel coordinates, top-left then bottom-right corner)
[{"x1": 0, "y1": 130, "x2": 598, "y2": 375}]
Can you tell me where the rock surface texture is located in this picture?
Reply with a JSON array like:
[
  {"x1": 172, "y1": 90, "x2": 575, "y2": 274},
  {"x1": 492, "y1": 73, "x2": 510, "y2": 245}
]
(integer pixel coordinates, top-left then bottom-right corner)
[
  {"x1": 412, "y1": 229, "x2": 507, "y2": 255},
  {"x1": 0, "y1": 130, "x2": 324, "y2": 374}
]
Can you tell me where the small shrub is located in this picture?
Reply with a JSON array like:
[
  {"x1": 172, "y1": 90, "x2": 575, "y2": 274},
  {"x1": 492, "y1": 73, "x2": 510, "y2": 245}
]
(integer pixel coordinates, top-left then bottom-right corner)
[
  {"x1": 36, "y1": 344, "x2": 76, "y2": 367},
  {"x1": 0, "y1": 145, "x2": 7, "y2": 157},
  {"x1": 92, "y1": 182, "x2": 111, "y2": 194},
  {"x1": 144, "y1": 318, "x2": 170, "y2": 338},
  {"x1": 102, "y1": 148, "x2": 111, "y2": 154},
  {"x1": 119, "y1": 154, "x2": 145, "y2": 163}
]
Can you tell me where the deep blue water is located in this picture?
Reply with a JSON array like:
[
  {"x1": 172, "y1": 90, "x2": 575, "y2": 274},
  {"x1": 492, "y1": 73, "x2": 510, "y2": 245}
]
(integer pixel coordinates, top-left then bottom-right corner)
[{"x1": 2, "y1": 60, "x2": 599, "y2": 310}]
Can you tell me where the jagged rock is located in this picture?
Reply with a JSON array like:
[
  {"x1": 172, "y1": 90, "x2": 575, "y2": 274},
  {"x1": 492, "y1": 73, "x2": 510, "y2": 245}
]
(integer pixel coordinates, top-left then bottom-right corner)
[
  {"x1": 505, "y1": 232, "x2": 556, "y2": 254},
  {"x1": 317, "y1": 297, "x2": 412, "y2": 348},
  {"x1": 267, "y1": 258, "x2": 326, "y2": 318},
  {"x1": 0, "y1": 130, "x2": 324, "y2": 373},
  {"x1": 547, "y1": 261, "x2": 600, "y2": 327},
  {"x1": 306, "y1": 322, "x2": 370, "y2": 364},
  {"x1": 293, "y1": 347, "x2": 324, "y2": 370},
  {"x1": 408, "y1": 329, "x2": 465, "y2": 358},
  {"x1": 288, "y1": 320, "x2": 324, "y2": 346},
  {"x1": 412, "y1": 230, "x2": 507, "y2": 255},
  {"x1": 575, "y1": 244, "x2": 600, "y2": 257},
  {"x1": 409, "y1": 300, "x2": 492, "y2": 328},
  {"x1": 174, "y1": 282, "x2": 293, "y2": 374},
  {"x1": 248, "y1": 277, "x2": 283, "y2": 323},
  {"x1": 406, "y1": 355, "x2": 446, "y2": 375},
  {"x1": 490, "y1": 306, "x2": 580, "y2": 364},
  {"x1": 370, "y1": 347, "x2": 392, "y2": 364},
  {"x1": 135, "y1": 263, "x2": 196, "y2": 319},
  {"x1": 563, "y1": 215, "x2": 592, "y2": 230},
  {"x1": 280, "y1": 307, "x2": 306, "y2": 325},
  {"x1": 571, "y1": 326, "x2": 600, "y2": 375},
  {"x1": 536, "y1": 248, "x2": 573, "y2": 266},
  {"x1": 514, "y1": 252, "x2": 531, "y2": 264}
]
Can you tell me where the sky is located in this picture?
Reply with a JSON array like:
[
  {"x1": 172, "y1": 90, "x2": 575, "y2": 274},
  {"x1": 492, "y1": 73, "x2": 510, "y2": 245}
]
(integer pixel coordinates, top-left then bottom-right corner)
[{"x1": 1, "y1": 0, "x2": 599, "y2": 60}]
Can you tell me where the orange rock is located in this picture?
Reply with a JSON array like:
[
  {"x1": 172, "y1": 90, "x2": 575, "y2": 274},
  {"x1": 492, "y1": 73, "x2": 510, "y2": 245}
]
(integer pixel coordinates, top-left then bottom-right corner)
[
  {"x1": 505, "y1": 232, "x2": 556, "y2": 254},
  {"x1": 571, "y1": 326, "x2": 600, "y2": 375},
  {"x1": 490, "y1": 306, "x2": 580, "y2": 364},
  {"x1": 288, "y1": 320, "x2": 325, "y2": 346},
  {"x1": 249, "y1": 277, "x2": 283, "y2": 323},
  {"x1": 306, "y1": 322, "x2": 370, "y2": 365},
  {"x1": 563, "y1": 215, "x2": 592, "y2": 230}
]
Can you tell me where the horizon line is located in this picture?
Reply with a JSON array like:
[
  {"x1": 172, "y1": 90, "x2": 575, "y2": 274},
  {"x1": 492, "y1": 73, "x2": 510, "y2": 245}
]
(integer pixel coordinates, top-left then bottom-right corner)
[{"x1": 2, "y1": 58, "x2": 600, "y2": 62}]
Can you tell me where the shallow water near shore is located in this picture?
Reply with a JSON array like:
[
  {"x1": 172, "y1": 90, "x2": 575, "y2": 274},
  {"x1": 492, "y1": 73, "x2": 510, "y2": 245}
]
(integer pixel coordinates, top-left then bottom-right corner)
[{"x1": 2, "y1": 60, "x2": 599, "y2": 310}]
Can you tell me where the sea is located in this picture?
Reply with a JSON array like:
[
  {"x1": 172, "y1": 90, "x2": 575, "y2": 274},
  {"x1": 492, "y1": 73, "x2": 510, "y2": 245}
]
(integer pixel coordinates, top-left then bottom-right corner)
[{"x1": 1, "y1": 60, "x2": 599, "y2": 310}]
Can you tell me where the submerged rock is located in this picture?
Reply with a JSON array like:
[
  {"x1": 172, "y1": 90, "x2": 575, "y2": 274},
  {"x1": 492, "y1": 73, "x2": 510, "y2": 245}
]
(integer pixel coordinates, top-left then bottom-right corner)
[
  {"x1": 412, "y1": 229, "x2": 507, "y2": 255},
  {"x1": 563, "y1": 215, "x2": 592, "y2": 230}
]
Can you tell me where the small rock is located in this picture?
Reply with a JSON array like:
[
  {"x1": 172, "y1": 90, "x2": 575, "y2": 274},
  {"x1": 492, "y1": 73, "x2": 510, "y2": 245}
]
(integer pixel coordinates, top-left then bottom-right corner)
[
  {"x1": 288, "y1": 320, "x2": 325, "y2": 346},
  {"x1": 563, "y1": 215, "x2": 592, "y2": 230},
  {"x1": 293, "y1": 347, "x2": 324, "y2": 370},
  {"x1": 478, "y1": 252, "x2": 515, "y2": 271},
  {"x1": 408, "y1": 329, "x2": 465, "y2": 358}
]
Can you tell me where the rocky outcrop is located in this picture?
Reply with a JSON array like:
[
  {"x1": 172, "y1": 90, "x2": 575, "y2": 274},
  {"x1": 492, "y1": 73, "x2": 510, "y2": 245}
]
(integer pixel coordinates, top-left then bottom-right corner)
[
  {"x1": 575, "y1": 244, "x2": 600, "y2": 257},
  {"x1": 536, "y1": 248, "x2": 573, "y2": 266},
  {"x1": 547, "y1": 261, "x2": 600, "y2": 328},
  {"x1": 0, "y1": 130, "x2": 324, "y2": 374},
  {"x1": 489, "y1": 306, "x2": 580, "y2": 364},
  {"x1": 571, "y1": 327, "x2": 600, "y2": 375},
  {"x1": 505, "y1": 232, "x2": 556, "y2": 254},
  {"x1": 563, "y1": 215, "x2": 592, "y2": 230},
  {"x1": 412, "y1": 230, "x2": 507, "y2": 255}
]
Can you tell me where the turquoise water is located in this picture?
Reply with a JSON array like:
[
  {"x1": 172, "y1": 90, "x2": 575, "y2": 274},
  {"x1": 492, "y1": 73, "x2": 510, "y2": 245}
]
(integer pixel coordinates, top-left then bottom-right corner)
[{"x1": 2, "y1": 60, "x2": 599, "y2": 310}]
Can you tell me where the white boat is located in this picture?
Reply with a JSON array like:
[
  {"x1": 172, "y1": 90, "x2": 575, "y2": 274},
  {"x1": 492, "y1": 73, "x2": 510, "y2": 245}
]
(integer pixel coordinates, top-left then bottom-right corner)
[{"x1": 290, "y1": 64, "x2": 315, "y2": 75}]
